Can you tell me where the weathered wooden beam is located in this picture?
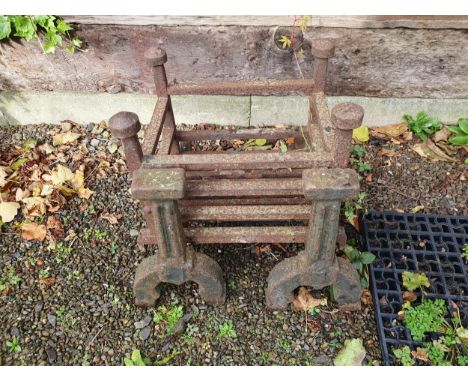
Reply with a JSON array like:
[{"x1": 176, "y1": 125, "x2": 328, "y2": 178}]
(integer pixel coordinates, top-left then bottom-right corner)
[
  {"x1": 62, "y1": 16, "x2": 468, "y2": 29},
  {"x1": 1, "y1": 25, "x2": 467, "y2": 98}
]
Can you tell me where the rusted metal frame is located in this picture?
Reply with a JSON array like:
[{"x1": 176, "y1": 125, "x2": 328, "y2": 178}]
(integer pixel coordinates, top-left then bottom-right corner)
[
  {"x1": 167, "y1": 79, "x2": 315, "y2": 96},
  {"x1": 308, "y1": 93, "x2": 333, "y2": 152},
  {"x1": 185, "y1": 168, "x2": 304, "y2": 180},
  {"x1": 143, "y1": 151, "x2": 334, "y2": 171},
  {"x1": 174, "y1": 127, "x2": 301, "y2": 142},
  {"x1": 142, "y1": 96, "x2": 169, "y2": 155},
  {"x1": 180, "y1": 205, "x2": 310, "y2": 221},
  {"x1": 185, "y1": 178, "x2": 303, "y2": 198},
  {"x1": 138, "y1": 226, "x2": 308, "y2": 245},
  {"x1": 179, "y1": 197, "x2": 311, "y2": 206},
  {"x1": 157, "y1": 99, "x2": 180, "y2": 155}
]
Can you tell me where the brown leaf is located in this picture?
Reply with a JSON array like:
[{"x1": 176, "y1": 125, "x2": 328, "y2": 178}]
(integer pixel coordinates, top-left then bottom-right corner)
[
  {"x1": 365, "y1": 173, "x2": 373, "y2": 182},
  {"x1": 293, "y1": 287, "x2": 325, "y2": 312},
  {"x1": 361, "y1": 289, "x2": 373, "y2": 305},
  {"x1": 376, "y1": 148, "x2": 396, "y2": 157},
  {"x1": 285, "y1": 137, "x2": 295, "y2": 145},
  {"x1": 411, "y1": 347, "x2": 429, "y2": 363},
  {"x1": 39, "y1": 276, "x2": 55, "y2": 286},
  {"x1": 433, "y1": 127, "x2": 451, "y2": 143},
  {"x1": 100, "y1": 212, "x2": 120, "y2": 224},
  {"x1": 370, "y1": 122, "x2": 408, "y2": 140},
  {"x1": 412, "y1": 139, "x2": 456, "y2": 162},
  {"x1": 46, "y1": 216, "x2": 64, "y2": 239},
  {"x1": 21, "y1": 222, "x2": 47, "y2": 241},
  {"x1": 403, "y1": 291, "x2": 417, "y2": 302}
]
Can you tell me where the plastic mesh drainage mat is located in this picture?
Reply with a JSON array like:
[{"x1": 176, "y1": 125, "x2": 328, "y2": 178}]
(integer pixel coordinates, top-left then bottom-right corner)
[{"x1": 361, "y1": 211, "x2": 468, "y2": 365}]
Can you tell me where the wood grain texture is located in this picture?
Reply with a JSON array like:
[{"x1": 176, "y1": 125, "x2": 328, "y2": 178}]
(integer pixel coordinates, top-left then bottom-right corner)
[
  {"x1": 62, "y1": 16, "x2": 468, "y2": 29},
  {"x1": 0, "y1": 25, "x2": 467, "y2": 98}
]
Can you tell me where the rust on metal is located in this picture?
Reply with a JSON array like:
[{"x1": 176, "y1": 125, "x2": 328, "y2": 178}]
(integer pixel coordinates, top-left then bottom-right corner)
[
  {"x1": 167, "y1": 79, "x2": 315, "y2": 96},
  {"x1": 109, "y1": 41, "x2": 363, "y2": 311}
]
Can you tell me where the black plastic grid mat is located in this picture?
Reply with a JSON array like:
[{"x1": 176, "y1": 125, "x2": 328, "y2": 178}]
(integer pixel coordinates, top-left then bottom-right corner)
[{"x1": 361, "y1": 211, "x2": 468, "y2": 365}]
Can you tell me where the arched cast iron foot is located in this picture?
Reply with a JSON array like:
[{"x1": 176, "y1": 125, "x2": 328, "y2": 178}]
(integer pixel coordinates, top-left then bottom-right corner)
[
  {"x1": 133, "y1": 248, "x2": 225, "y2": 307},
  {"x1": 332, "y1": 257, "x2": 361, "y2": 311},
  {"x1": 265, "y1": 252, "x2": 339, "y2": 310}
]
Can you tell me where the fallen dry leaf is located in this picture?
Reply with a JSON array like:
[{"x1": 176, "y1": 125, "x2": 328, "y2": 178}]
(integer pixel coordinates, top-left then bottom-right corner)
[
  {"x1": 52, "y1": 131, "x2": 81, "y2": 146},
  {"x1": 352, "y1": 125, "x2": 369, "y2": 142},
  {"x1": 433, "y1": 127, "x2": 452, "y2": 143},
  {"x1": 403, "y1": 291, "x2": 417, "y2": 302},
  {"x1": 45, "y1": 164, "x2": 74, "y2": 185},
  {"x1": 39, "y1": 276, "x2": 55, "y2": 287},
  {"x1": 100, "y1": 212, "x2": 120, "y2": 224},
  {"x1": 370, "y1": 122, "x2": 408, "y2": 140},
  {"x1": 293, "y1": 287, "x2": 325, "y2": 312},
  {"x1": 411, "y1": 347, "x2": 429, "y2": 363},
  {"x1": 377, "y1": 148, "x2": 396, "y2": 157},
  {"x1": 410, "y1": 205, "x2": 425, "y2": 213},
  {"x1": 361, "y1": 289, "x2": 373, "y2": 305},
  {"x1": 0, "y1": 201, "x2": 20, "y2": 223},
  {"x1": 334, "y1": 338, "x2": 367, "y2": 366},
  {"x1": 412, "y1": 139, "x2": 456, "y2": 162},
  {"x1": 22, "y1": 196, "x2": 47, "y2": 217},
  {"x1": 21, "y1": 222, "x2": 47, "y2": 241},
  {"x1": 46, "y1": 216, "x2": 64, "y2": 239}
]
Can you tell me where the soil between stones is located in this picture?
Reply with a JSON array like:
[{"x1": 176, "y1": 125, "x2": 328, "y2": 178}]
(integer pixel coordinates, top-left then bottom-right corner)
[{"x1": 0, "y1": 123, "x2": 466, "y2": 366}]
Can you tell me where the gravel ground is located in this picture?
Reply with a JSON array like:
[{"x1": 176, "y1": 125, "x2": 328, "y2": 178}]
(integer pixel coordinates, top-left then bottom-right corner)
[{"x1": 0, "y1": 122, "x2": 466, "y2": 366}]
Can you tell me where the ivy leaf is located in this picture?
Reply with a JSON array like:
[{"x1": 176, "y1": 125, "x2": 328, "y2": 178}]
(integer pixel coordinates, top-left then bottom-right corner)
[
  {"x1": 255, "y1": 138, "x2": 267, "y2": 146},
  {"x1": 278, "y1": 35, "x2": 292, "y2": 49},
  {"x1": 11, "y1": 16, "x2": 36, "y2": 41},
  {"x1": 72, "y1": 37, "x2": 82, "y2": 48},
  {"x1": 0, "y1": 16, "x2": 12, "y2": 40},
  {"x1": 56, "y1": 19, "x2": 73, "y2": 34},
  {"x1": 66, "y1": 45, "x2": 75, "y2": 53}
]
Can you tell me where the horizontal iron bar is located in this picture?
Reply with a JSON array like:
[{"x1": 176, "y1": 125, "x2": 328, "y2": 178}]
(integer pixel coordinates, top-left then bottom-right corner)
[
  {"x1": 138, "y1": 226, "x2": 307, "y2": 244},
  {"x1": 143, "y1": 151, "x2": 333, "y2": 171},
  {"x1": 167, "y1": 79, "x2": 315, "y2": 96},
  {"x1": 179, "y1": 197, "x2": 311, "y2": 206},
  {"x1": 185, "y1": 168, "x2": 303, "y2": 179},
  {"x1": 185, "y1": 178, "x2": 303, "y2": 197},
  {"x1": 180, "y1": 205, "x2": 311, "y2": 221},
  {"x1": 174, "y1": 127, "x2": 301, "y2": 142},
  {"x1": 187, "y1": 226, "x2": 307, "y2": 243}
]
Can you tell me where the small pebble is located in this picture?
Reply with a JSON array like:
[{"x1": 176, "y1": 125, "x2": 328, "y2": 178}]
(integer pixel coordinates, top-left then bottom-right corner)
[
  {"x1": 34, "y1": 302, "x2": 44, "y2": 313},
  {"x1": 46, "y1": 347, "x2": 57, "y2": 363},
  {"x1": 134, "y1": 315, "x2": 152, "y2": 329},
  {"x1": 90, "y1": 138, "x2": 100, "y2": 147},
  {"x1": 47, "y1": 315, "x2": 56, "y2": 327},
  {"x1": 139, "y1": 326, "x2": 151, "y2": 341}
]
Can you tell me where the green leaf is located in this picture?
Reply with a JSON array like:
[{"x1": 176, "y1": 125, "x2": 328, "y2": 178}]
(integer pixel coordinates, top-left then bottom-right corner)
[
  {"x1": 123, "y1": 358, "x2": 134, "y2": 366},
  {"x1": 447, "y1": 126, "x2": 463, "y2": 134},
  {"x1": 10, "y1": 158, "x2": 28, "y2": 170},
  {"x1": 0, "y1": 16, "x2": 12, "y2": 40},
  {"x1": 43, "y1": 41, "x2": 56, "y2": 54},
  {"x1": 360, "y1": 251, "x2": 376, "y2": 265},
  {"x1": 66, "y1": 45, "x2": 75, "y2": 53},
  {"x1": 352, "y1": 260, "x2": 363, "y2": 273},
  {"x1": 402, "y1": 271, "x2": 430, "y2": 291},
  {"x1": 279, "y1": 139, "x2": 288, "y2": 153},
  {"x1": 333, "y1": 338, "x2": 366, "y2": 366},
  {"x1": 72, "y1": 37, "x2": 82, "y2": 47},
  {"x1": 56, "y1": 19, "x2": 73, "y2": 34},
  {"x1": 255, "y1": 138, "x2": 267, "y2": 146},
  {"x1": 12, "y1": 16, "x2": 36, "y2": 41},
  {"x1": 458, "y1": 118, "x2": 468, "y2": 134},
  {"x1": 448, "y1": 135, "x2": 468, "y2": 146}
]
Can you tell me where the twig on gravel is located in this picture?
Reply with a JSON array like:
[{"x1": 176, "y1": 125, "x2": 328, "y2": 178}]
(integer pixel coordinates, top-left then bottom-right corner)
[{"x1": 87, "y1": 325, "x2": 105, "y2": 348}]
